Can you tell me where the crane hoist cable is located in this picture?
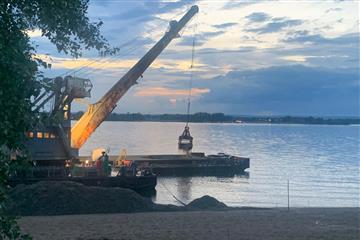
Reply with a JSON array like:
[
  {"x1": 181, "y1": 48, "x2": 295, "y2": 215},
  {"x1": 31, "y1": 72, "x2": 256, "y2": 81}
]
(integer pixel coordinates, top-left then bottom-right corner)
[
  {"x1": 80, "y1": 15, "x2": 192, "y2": 77},
  {"x1": 186, "y1": 34, "x2": 195, "y2": 125},
  {"x1": 73, "y1": 7, "x2": 196, "y2": 78},
  {"x1": 178, "y1": 20, "x2": 197, "y2": 151}
]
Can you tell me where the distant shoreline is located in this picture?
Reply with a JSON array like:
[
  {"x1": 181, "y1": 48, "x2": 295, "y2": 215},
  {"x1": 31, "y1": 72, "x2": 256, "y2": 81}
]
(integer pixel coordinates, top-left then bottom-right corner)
[{"x1": 72, "y1": 112, "x2": 360, "y2": 125}]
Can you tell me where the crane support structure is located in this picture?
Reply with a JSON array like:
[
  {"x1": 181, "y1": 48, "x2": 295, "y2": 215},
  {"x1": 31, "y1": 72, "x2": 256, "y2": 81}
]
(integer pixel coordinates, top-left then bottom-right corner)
[{"x1": 71, "y1": 5, "x2": 199, "y2": 149}]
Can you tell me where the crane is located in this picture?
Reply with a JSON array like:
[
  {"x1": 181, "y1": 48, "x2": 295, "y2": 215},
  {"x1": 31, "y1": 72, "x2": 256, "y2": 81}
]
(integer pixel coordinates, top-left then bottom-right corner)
[{"x1": 71, "y1": 5, "x2": 199, "y2": 149}]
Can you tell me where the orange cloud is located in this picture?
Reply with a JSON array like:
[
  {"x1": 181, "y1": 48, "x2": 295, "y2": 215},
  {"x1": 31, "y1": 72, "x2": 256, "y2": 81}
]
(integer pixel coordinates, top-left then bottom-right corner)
[{"x1": 135, "y1": 87, "x2": 210, "y2": 97}]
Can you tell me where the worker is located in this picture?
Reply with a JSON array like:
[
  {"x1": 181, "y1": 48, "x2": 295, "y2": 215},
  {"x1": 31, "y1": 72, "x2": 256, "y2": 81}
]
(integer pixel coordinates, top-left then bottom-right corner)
[
  {"x1": 149, "y1": 163, "x2": 153, "y2": 172},
  {"x1": 96, "y1": 154, "x2": 103, "y2": 176},
  {"x1": 120, "y1": 161, "x2": 126, "y2": 176},
  {"x1": 102, "y1": 152, "x2": 110, "y2": 176},
  {"x1": 130, "y1": 161, "x2": 137, "y2": 176}
]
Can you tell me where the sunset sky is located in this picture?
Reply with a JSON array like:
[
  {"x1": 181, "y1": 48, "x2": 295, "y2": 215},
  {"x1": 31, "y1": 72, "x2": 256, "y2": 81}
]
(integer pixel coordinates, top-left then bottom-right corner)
[{"x1": 30, "y1": 0, "x2": 359, "y2": 116}]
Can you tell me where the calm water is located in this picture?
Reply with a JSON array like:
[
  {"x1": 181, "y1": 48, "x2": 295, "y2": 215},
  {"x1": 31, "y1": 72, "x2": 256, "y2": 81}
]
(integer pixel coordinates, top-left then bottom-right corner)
[{"x1": 79, "y1": 121, "x2": 360, "y2": 207}]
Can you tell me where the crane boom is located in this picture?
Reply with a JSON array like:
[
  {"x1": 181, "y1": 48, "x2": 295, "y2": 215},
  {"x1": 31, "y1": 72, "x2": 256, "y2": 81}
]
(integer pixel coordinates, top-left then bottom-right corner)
[{"x1": 71, "y1": 5, "x2": 199, "y2": 149}]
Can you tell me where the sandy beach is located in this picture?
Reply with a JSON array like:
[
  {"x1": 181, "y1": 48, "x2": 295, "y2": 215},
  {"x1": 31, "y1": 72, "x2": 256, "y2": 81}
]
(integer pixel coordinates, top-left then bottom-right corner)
[{"x1": 19, "y1": 208, "x2": 359, "y2": 240}]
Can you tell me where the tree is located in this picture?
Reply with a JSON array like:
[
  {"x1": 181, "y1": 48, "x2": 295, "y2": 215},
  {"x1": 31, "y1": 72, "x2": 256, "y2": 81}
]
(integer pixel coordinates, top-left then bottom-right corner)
[{"x1": 0, "y1": 1, "x2": 117, "y2": 238}]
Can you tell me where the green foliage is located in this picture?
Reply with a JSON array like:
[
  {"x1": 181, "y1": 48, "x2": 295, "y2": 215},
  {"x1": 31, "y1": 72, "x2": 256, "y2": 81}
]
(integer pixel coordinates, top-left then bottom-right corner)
[
  {"x1": 0, "y1": 215, "x2": 31, "y2": 240},
  {"x1": 0, "y1": 0, "x2": 117, "y2": 238}
]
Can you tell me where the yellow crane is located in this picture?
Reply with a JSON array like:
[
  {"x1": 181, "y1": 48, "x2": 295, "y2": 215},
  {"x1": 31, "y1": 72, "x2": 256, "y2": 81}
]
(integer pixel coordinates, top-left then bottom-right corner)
[{"x1": 71, "y1": 5, "x2": 199, "y2": 150}]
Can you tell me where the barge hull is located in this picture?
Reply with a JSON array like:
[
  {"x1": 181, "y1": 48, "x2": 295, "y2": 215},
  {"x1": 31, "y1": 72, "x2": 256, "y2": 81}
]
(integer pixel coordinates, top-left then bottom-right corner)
[
  {"x1": 9, "y1": 175, "x2": 157, "y2": 192},
  {"x1": 153, "y1": 165, "x2": 249, "y2": 177}
]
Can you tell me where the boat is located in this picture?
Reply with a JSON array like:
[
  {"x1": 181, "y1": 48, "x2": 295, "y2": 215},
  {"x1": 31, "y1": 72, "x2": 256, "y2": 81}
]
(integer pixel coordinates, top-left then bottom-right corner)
[{"x1": 79, "y1": 152, "x2": 250, "y2": 177}]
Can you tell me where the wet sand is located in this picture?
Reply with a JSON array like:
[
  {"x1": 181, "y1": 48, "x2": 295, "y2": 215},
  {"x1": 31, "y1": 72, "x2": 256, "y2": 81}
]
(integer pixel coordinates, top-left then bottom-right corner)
[{"x1": 19, "y1": 208, "x2": 359, "y2": 240}]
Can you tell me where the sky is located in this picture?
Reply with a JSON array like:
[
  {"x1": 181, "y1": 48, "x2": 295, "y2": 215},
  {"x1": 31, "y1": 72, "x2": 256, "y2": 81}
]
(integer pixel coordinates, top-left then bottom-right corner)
[{"x1": 30, "y1": 0, "x2": 359, "y2": 117}]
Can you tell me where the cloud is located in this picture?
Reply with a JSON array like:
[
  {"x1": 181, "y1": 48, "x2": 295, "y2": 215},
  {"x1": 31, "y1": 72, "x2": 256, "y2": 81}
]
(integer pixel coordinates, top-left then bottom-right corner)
[
  {"x1": 280, "y1": 55, "x2": 308, "y2": 62},
  {"x1": 197, "y1": 47, "x2": 257, "y2": 55},
  {"x1": 212, "y1": 22, "x2": 238, "y2": 29},
  {"x1": 178, "y1": 31, "x2": 225, "y2": 46},
  {"x1": 26, "y1": 29, "x2": 42, "y2": 38},
  {"x1": 285, "y1": 31, "x2": 359, "y2": 45},
  {"x1": 35, "y1": 53, "x2": 207, "y2": 73},
  {"x1": 85, "y1": 0, "x2": 197, "y2": 52},
  {"x1": 135, "y1": 87, "x2": 210, "y2": 97},
  {"x1": 92, "y1": 0, "x2": 195, "y2": 22},
  {"x1": 30, "y1": 1, "x2": 359, "y2": 116},
  {"x1": 325, "y1": 7, "x2": 342, "y2": 13},
  {"x1": 199, "y1": 65, "x2": 359, "y2": 116},
  {"x1": 245, "y1": 12, "x2": 271, "y2": 22},
  {"x1": 275, "y1": 31, "x2": 359, "y2": 68},
  {"x1": 247, "y1": 18, "x2": 303, "y2": 34},
  {"x1": 202, "y1": 31, "x2": 226, "y2": 38},
  {"x1": 222, "y1": 0, "x2": 260, "y2": 10}
]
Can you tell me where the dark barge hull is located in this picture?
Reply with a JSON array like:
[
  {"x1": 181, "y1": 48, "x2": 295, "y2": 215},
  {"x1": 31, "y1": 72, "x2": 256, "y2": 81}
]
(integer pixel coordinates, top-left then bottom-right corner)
[
  {"x1": 91, "y1": 152, "x2": 250, "y2": 177},
  {"x1": 153, "y1": 165, "x2": 249, "y2": 177},
  {"x1": 9, "y1": 175, "x2": 157, "y2": 192}
]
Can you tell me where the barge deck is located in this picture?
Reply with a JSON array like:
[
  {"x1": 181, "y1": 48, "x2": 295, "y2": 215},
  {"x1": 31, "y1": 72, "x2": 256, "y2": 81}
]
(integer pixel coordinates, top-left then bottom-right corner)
[{"x1": 80, "y1": 152, "x2": 250, "y2": 177}]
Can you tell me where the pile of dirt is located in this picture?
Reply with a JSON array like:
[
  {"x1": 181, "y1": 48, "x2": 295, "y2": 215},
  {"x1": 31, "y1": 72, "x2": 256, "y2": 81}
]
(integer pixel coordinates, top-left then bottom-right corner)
[
  {"x1": 186, "y1": 195, "x2": 228, "y2": 210},
  {"x1": 6, "y1": 182, "x2": 230, "y2": 216},
  {"x1": 6, "y1": 181, "x2": 155, "y2": 216}
]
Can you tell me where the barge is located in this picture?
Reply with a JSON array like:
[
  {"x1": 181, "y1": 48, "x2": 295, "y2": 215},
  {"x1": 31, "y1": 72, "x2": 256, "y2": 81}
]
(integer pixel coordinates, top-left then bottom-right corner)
[
  {"x1": 9, "y1": 163, "x2": 157, "y2": 192},
  {"x1": 79, "y1": 152, "x2": 250, "y2": 177},
  {"x1": 9, "y1": 175, "x2": 156, "y2": 192}
]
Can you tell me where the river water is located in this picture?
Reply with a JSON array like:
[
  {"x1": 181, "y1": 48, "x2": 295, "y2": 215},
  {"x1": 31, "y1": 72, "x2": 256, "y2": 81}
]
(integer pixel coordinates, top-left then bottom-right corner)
[{"x1": 79, "y1": 121, "x2": 359, "y2": 207}]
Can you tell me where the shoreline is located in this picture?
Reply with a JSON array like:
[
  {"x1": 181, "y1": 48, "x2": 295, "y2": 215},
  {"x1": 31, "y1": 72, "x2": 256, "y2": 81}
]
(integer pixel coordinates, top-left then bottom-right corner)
[
  {"x1": 72, "y1": 119, "x2": 360, "y2": 126},
  {"x1": 19, "y1": 208, "x2": 359, "y2": 240}
]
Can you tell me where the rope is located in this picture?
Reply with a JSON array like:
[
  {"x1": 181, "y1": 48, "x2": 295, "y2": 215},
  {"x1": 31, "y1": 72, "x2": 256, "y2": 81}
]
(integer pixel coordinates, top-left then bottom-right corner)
[
  {"x1": 79, "y1": 44, "x2": 141, "y2": 77},
  {"x1": 58, "y1": 39, "x2": 141, "y2": 78},
  {"x1": 56, "y1": 8, "x2": 189, "y2": 78},
  {"x1": 158, "y1": 180, "x2": 187, "y2": 206}
]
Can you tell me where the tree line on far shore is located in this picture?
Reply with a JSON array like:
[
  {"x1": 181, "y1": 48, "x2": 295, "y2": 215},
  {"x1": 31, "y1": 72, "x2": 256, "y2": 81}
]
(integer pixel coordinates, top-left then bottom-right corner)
[{"x1": 71, "y1": 112, "x2": 360, "y2": 125}]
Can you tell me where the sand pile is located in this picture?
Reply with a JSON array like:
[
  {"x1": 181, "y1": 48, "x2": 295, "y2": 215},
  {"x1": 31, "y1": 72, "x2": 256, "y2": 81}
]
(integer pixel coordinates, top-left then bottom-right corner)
[
  {"x1": 6, "y1": 181, "x2": 230, "y2": 216},
  {"x1": 186, "y1": 195, "x2": 228, "y2": 210},
  {"x1": 6, "y1": 181, "x2": 154, "y2": 216}
]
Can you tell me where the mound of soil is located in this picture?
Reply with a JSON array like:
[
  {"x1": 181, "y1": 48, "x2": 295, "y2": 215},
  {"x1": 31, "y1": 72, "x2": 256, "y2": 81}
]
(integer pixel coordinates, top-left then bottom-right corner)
[
  {"x1": 6, "y1": 181, "x2": 230, "y2": 216},
  {"x1": 6, "y1": 181, "x2": 155, "y2": 216},
  {"x1": 186, "y1": 195, "x2": 228, "y2": 210}
]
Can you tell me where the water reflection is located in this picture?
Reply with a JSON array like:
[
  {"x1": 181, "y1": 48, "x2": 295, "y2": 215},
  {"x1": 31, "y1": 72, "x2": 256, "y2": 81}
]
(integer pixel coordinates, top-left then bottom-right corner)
[
  {"x1": 176, "y1": 177, "x2": 192, "y2": 200},
  {"x1": 151, "y1": 172, "x2": 250, "y2": 204}
]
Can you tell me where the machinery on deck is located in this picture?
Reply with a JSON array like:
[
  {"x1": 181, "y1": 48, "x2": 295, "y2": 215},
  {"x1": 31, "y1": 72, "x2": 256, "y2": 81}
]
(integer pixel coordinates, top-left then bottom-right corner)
[
  {"x1": 24, "y1": 5, "x2": 199, "y2": 169},
  {"x1": 25, "y1": 76, "x2": 92, "y2": 166}
]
